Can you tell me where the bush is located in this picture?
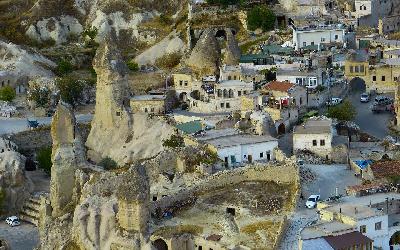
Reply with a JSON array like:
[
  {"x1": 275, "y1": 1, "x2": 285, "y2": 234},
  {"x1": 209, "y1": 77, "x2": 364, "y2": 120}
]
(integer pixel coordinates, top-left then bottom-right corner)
[
  {"x1": 56, "y1": 76, "x2": 85, "y2": 107},
  {"x1": 28, "y1": 84, "x2": 51, "y2": 108},
  {"x1": 37, "y1": 147, "x2": 52, "y2": 174},
  {"x1": 127, "y1": 61, "x2": 139, "y2": 72},
  {"x1": 326, "y1": 100, "x2": 356, "y2": 121},
  {"x1": 0, "y1": 86, "x2": 16, "y2": 102},
  {"x1": 159, "y1": 14, "x2": 173, "y2": 25},
  {"x1": 55, "y1": 60, "x2": 74, "y2": 76},
  {"x1": 163, "y1": 134, "x2": 185, "y2": 148},
  {"x1": 82, "y1": 27, "x2": 98, "y2": 41},
  {"x1": 247, "y1": 6, "x2": 276, "y2": 32},
  {"x1": 99, "y1": 157, "x2": 118, "y2": 170},
  {"x1": 155, "y1": 53, "x2": 182, "y2": 69}
]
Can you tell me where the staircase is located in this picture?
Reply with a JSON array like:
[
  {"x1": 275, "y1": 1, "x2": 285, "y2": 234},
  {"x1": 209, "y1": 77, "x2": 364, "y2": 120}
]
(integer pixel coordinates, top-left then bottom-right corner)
[{"x1": 19, "y1": 194, "x2": 42, "y2": 226}]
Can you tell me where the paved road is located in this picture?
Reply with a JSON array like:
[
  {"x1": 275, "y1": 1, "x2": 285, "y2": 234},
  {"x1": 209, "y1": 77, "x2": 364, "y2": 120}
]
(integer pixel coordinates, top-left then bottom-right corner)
[
  {"x1": 0, "y1": 222, "x2": 39, "y2": 250},
  {"x1": 349, "y1": 90, "x2": 393, "y2": 139},
  {"x1": 0, "y1": 114, "x2": 92, "y2": 136},
  {"x1": 279, "y1": 164, "x2": 361, "y2": 250}
]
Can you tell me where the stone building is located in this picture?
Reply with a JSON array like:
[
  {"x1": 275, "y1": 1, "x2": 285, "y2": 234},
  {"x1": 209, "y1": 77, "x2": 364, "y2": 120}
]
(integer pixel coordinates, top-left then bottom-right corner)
[
  {"x1": 0, "y1": 71, "x2": 28, "y2": 94},
  {"x1": 219, "y1": 64, "x2": 264, "y2": 83},
  {"x1": 293, "y1": 117, "x2": 333, "y2": 159},
  {"x1": 130, "y1": 95, "x2": 167, "y2": 114}
]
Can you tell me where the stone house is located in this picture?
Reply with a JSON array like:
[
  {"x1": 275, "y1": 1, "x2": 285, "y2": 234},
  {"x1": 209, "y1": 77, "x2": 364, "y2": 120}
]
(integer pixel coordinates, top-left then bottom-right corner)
[
  {"x1": 262, "y1": 80, "x2": 308, "y2": 111},
  {"x1": 0, "y1": 71, "x2": 28, "y2": 94},
  {"x1": 196, "y1": 129, "x2": 278, "y2": 167},
  {"x1": 291, "y1": 24, "x2": 348, "y2": 51},
  {"x1": 293, "y1": 117, "x2": 333, "y2": 159},
  {"x1": 172, "y1": 72, "x2": 202, "y2": 101},
  {"x1": 276, "y1": 68, "x2": 326, "y2": 89},
  {"x1": 219, "y1": 64, "x2": 264, "y2": 83},
  {"x1": 130, "y1": 95, "x2": 167, "y2": 115}
]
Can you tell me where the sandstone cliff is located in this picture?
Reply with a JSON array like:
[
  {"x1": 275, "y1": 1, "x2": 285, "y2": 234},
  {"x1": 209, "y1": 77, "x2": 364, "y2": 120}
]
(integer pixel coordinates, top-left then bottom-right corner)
[{"x1": 86, "y1": 37, "x2": 174, "y2": 164}]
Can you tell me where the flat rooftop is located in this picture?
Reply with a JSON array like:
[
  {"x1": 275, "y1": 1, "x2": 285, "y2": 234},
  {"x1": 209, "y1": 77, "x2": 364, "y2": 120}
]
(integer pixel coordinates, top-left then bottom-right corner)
[
  {"x1": 131, "y1": 95, "x2": 166, "y2": 101},
  {"x1": 197, "y1": 129, "x2": 277, "y2": 148},
  {"x1": 277, "y1": 68, "x2": 320, "y2": 77},
  {"x1": 293, "y1": 117, "x2": 332, "y2": 135},
  {"x1": 301, "y1": 221, "x2": 355, "y2": 239},
  {"x1": 217, "y1": 80, "x2": 252, "y2": 88}
]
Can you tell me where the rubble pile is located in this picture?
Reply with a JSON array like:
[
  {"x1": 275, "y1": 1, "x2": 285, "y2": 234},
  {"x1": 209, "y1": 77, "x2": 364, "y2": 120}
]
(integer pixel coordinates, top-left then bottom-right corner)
[
  {"x1": 299, "y1": 167, "x2": 316, "y2": 183},
  {"x1": 296, "y1": 150, "x2": 330, "y2": 164}
]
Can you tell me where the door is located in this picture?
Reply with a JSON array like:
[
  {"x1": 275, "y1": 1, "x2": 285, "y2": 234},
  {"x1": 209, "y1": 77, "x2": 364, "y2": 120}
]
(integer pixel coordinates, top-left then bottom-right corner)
[{"x1": 248, "y1": 155, "x2": 253, "y2": 163}]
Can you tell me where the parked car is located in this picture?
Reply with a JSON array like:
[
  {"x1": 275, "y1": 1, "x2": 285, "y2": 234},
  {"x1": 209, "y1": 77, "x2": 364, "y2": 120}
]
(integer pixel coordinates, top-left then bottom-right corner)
[
  {"x1": 326, "y1": 97, "x2": 343, "y2": 106},
  {"x1": 306, "y1": 194, "x2": 320, "y2": 208},
  {"x1": 374, "y1": 96, "x2": 393, "y2": 105},
  {"x1": 27, "y1": 118, "x2": 39, "y2": 129},
  {"x1": 5, "y1": 216, "x2": 20, "y2": 227},
  {"x1": 360, "y1": 93, "x2": 370, "y2": 103}
]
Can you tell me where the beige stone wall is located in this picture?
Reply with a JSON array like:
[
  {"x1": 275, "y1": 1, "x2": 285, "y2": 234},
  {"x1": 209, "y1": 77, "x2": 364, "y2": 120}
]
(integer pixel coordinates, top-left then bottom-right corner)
[
  {"x1": 118, "y1": 200, "x2": 149, "y2": 232},
  {"x1": 293, "y1": 133, "x2": 332, "y2": 159},
  {"x1": 130, "y1": 99, "x2": 166, "y2": 114}
]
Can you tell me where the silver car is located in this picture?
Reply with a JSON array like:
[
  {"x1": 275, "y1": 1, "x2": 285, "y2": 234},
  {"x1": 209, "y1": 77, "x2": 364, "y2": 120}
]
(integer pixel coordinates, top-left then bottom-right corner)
[{"x1": 360, "y1": 93, "x2": 370, "y2": 102}]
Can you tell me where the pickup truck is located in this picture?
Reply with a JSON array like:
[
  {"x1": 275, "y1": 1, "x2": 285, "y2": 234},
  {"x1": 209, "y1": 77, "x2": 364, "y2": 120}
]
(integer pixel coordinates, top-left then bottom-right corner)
[{"x1": 371, "y1": 102, "x2": 394, "y2": 113}]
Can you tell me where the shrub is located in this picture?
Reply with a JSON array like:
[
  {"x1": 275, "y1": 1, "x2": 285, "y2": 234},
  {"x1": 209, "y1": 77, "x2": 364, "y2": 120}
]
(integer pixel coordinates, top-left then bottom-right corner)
[
  {"x1": 326, "y1": 100, "x2": 356, "y2": 121},
  {"x1": 127, "y1": 61, "x2": 139, "y2": 72},
  {"x1": 0, "y1": 86, "x2": 16, "y2": 102},
  {"x1": 55, "y1": 60, "x2": 74, "y2": 76},
  {"x1": 82, "y1": 27, "x2": 98, "y2": 41},
  {"x1": 28, "y1": 84, "x2": 51, "y2": 108},
  {"x1": 37, "y1": 147, "x2": 52, "y2": 174},
  {"x1": 247, "y1": 6, "x2": 276, "y2": 32},
  {"x1": 155, "y1": 53, "x2": 182, "y2": 69},
  {"x1": 56, "y1": 76, "x2": 85, "y2": 107},
  {"x1": 99, "y1": 157, "x2": 118, "y2": 170},
  {"x1": 163, "y1": 134, "x2": 185, "y2": 148},
  {"x1": 159, "y1": 14, "x2": 173, "y2": 25}
]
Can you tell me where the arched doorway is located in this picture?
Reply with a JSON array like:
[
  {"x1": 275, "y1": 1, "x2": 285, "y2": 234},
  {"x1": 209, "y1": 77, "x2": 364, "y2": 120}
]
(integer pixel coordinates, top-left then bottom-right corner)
[
  {"x1": 153, "y1": 239, "x2": 168, "y2": 250},
  {"x1": 278, "y1": 123, "x2": 286, "y2": 135},
  {"x1": 390, "y1": 231, "x2": 400, "y2": 249},
  {"x1": 215, "y1": 29, "x2": 227, "y2": 40},
  {"x1": 179, "y1": 92, "x2": 187, "y2": 102},
  {"x1": 349, "y1": 77, "x2": 366, "y2": 93}
]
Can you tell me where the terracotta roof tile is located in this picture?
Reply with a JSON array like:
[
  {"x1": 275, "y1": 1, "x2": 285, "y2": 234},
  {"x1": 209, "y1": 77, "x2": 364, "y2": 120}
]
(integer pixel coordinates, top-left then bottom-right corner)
[
  {"x1": 370, "y1": 160, "x2": 400, "y2": 179},
  {"x1": 263, "y1": 80, "x2": 295, "y2": 93}
]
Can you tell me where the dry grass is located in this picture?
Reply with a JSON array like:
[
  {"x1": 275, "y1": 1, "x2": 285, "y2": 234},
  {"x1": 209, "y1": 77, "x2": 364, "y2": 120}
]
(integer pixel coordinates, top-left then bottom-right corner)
[{"x1": 128, "y1": 72, "x2": 164, "y2": 94}]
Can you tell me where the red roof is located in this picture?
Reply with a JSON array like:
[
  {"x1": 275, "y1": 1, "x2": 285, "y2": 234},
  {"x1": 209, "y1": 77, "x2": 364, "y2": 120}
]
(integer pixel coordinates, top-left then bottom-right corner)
[
  {"x1": 370, "y1": 160, "x2": 400, "y2": 179},
  {"x1": 264, "y1": 81, "x2": 295, "y2": 93},
  {"x1": 324, "y1": 231, "x2": 373, "y2": 249}
]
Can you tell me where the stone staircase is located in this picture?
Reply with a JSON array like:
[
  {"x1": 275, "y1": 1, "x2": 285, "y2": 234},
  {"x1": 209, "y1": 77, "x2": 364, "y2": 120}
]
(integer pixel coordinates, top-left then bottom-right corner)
[{"x1": 19, "y1": 194, "x2": 42, "y2": 226}]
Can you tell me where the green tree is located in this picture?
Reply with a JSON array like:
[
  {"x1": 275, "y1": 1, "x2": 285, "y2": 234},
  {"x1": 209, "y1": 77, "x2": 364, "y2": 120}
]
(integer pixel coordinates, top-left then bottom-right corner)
[
  {"x1": 162, "y1": 134, "x2": 185, "y2": 148},
  {"x1": 247, "y1": 6, "x2": 276, "y2": 32},
  {"x1": 0, "y1": 86, "x2": 16, "y2": 102},
  {"x1": 127, "y1": 61, "x2": 139, "y2": 72},
  {"x1": 99, "y1": 157, "x2": 118, "y2": 170},
  {"x1": 326, "y1": 100, "x2": 357, "y2": 121},
  {"x1": 37, "y1": 147, "x2": 52, "y2": 174},
  {"x1": 55, "y1": 60, "x2": 74, "y2": 76},
  {"x1": 56, "y1": 76, "x2": 85, "y2": 107},
  {"x1": 28, "y1": 84, "x2": 51, "y2": 108}
]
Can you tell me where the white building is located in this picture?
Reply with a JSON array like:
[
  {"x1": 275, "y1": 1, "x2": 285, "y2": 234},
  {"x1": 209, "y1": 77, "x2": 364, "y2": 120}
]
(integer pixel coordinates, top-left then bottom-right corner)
[
  {"x1": 197, "y1": 129, "x2": 278, "y2": 167},
  {"x1": 302, "y1": 193, "x2": 400, "y2": 250},
  {"x1": 293, "y1": 117, "x2": 333, "y2": 159},
  {"x1": 292, "y1": 24, "x2": 347, "y2": 50},
  {"x1": 276, "y1": 68, "x2": 326, "y2": 89},
  {"x1": 354, "y1": 0, "x2": 372, "y2": 18}
]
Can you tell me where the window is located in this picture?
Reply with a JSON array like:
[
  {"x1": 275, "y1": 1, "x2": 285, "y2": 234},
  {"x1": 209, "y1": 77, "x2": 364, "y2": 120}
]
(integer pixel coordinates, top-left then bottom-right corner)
[
  {"x1": 375, "y1": 222, "x2": 382, "y2": 230},
  {"x1": 360, "y1": 6, "x2": 363, "y2": 10},
  {"x1": 226, "y1": 102, "x2": 230, "y2": 108},
  {"x1": 266, "y1": 151, "x2": 271, "y2": 161},
  {"x1": 373, "y1": 75, "x2": 376, "y2": 81},
  {"x1": 296, "y1": 78, "x2": 303, "y2": 85},
  {"x1": 260, "y1": 152, "x2": 263, "y2": 158},
  {"x1": 300, "y1": 97, "x2": 303, "y2": 105},
  {"x1": 360, "y1": 65, "x2": 365, "y2": 72},
  {"x1": 321, "y1": 37, "x2": 325, "y2": 42},
  {"x1": 320, "y1": 140, "x2": 325, "y2": 146},
  {"x1": 243, "y1": 91, "x2": 248, "y2": 95},
  {"x1": 360, "y1": 225, "x2": 367, "y2": 233},
  {"x1": 228, "y1": 76, "x2": 232, "y2": 80},
  {"x1": 349, "y1": 66, "x2": 353, "y2": 73},
  {"x1": 184, "y1": 81, "x2": 188, "y2": 86},
  {"x1": 382, "y1": 76, "x2": 386, "y2": 81},
  {"x1": 303, "y1": 42, "x2": 307, "y2": 47},
  {"x1": 313, "y1": 140, "x2": 317, "y2": 146},
  {"x1": 220, "y1": 103, "x2": 225, "y2": 108},
  {"x1": 116, "y1": 111, "x2": 121, "y2": 116},
  {"x1": 334, "y1": 34, "x2": 339, "y2": 40},
  {"x1": 364, "y1": 5, "x2": 366, "y2": 10},
  {"x1": 395, "y1": 77, "x2": 398, "y2": 81},
  {"x1": 355, "y1": 66, "x2": 359, "y2": 73},
  {"x1": 150, "y1": 107, "x2": 154, "y2": 112},
  {"x1": 152, "y1": 196, "x2": 157, "y2": 201},
  {"x1": 234, "y1": 76, "x2": 237, "y2": 80},
  {"x1": 198, "y1": 246, "x2": 203, "y2": 250},
  {"x1": 311, "y1": 41, "x2": 315, "y2": 46},
  {"x1": 144, "y1": 108, "x2": 148, "y2": 113},
  {"x1": 179, "y1": 80, "x2": 183, "y2": 86},
  {"x1": 238, "y1": 91, "x2": 242, "y2": 96}
]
